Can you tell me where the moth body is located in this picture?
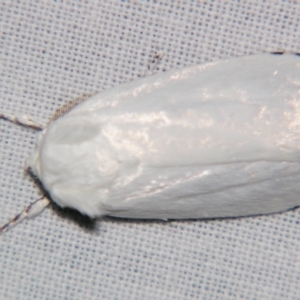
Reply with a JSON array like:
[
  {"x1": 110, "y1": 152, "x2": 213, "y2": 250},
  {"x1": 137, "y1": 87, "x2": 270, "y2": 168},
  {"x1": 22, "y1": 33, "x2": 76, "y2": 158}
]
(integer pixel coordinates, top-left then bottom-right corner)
[{"x1": 28, "y1": 54, "x2": 300, "y2": 219}]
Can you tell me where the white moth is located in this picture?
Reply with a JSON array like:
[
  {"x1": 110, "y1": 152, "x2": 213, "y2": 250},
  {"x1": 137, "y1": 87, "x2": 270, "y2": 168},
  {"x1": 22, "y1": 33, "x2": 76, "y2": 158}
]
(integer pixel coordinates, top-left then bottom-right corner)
[{"x1": 1, "y1": 53, "x2": 300, "y2": 232}]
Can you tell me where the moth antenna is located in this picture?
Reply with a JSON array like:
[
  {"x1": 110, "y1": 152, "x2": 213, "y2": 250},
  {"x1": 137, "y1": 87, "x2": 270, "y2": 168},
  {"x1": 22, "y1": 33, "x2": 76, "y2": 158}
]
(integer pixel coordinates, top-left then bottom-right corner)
[
  {"x1": 0, "y1": 111, "x2": 45, "y2": 130},
  {"x1": 50, "y1": 92, "x2": 98, "y2": 123},
  {"x1": 0, "y1": 196, "x2": 50, "y2": 235}
]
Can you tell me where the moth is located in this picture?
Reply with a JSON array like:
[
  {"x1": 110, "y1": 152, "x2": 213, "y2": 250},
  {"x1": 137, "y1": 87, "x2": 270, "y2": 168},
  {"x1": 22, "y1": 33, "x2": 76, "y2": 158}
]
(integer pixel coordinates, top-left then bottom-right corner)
[{"x1": 1, "y1": 53, "x2": 300, "y2": 233}]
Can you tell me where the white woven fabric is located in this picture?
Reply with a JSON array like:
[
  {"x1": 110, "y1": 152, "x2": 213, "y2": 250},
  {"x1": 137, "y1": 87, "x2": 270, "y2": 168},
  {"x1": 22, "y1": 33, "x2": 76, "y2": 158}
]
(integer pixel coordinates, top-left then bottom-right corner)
[{"x1": 1, "y1": 1, "x2": 300, "y2": 299}]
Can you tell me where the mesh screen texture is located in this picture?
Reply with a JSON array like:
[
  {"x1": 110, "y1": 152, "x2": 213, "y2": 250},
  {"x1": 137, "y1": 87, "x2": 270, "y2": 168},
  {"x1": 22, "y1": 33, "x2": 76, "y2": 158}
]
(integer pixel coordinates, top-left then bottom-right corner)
[{"x1": 1, "y1": 1, "x2": 300, "y2": 300}]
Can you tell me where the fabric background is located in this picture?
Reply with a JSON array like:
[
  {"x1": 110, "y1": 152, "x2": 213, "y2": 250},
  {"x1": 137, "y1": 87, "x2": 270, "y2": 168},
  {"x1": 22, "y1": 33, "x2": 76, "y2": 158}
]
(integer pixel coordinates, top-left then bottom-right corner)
[{"x1": 1, "y1": 1, "x2": 300, "y2": 299}]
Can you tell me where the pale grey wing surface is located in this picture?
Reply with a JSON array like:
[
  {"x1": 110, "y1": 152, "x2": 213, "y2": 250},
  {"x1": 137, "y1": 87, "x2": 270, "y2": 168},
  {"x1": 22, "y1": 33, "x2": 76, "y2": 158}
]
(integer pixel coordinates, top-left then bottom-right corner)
[{"x1": 105, "y1": 161, "x2": 300, "y2": 219}]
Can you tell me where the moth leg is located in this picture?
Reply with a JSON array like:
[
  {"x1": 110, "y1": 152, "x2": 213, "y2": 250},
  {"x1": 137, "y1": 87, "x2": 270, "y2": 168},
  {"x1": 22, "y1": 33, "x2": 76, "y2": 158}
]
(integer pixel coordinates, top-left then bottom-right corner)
[
  {"x1": 0, "y1": 196, "x2": 50, "y2": 235},
  {"x1": 0, "y1": 111, "x2": 45, "y2": 130},
  {"x1": 143, "y1": 50, "x2": 164, "y2": 77}
]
